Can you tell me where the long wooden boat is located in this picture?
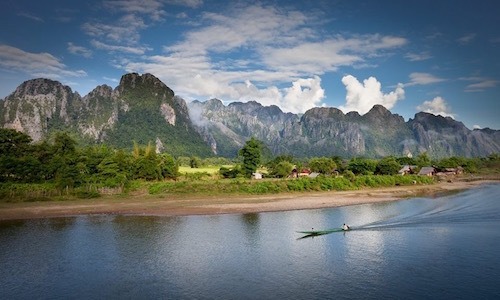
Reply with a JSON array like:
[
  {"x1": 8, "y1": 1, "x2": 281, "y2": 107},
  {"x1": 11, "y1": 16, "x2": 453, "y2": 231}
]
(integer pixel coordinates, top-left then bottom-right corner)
[{"x1": 297, "y1": 228, "x2": 345, "y2": 236}]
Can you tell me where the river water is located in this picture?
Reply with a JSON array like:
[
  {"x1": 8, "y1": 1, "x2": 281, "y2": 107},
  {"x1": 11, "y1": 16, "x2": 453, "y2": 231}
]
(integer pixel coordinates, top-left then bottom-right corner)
[{"x1": 1, "y1": 184, "x2": 499, "y2": 299}]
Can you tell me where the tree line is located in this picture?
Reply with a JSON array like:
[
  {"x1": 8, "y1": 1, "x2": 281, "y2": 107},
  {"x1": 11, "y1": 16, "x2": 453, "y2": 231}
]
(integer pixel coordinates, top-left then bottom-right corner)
[
  {"x1": 1, "y1": 129, "x2": 498, "y2": 194},
  {"x1": 218, "y1": 137, "x2": 495, "y2": 179},
  {"x1": 0, "y1": 129, "x2": 177, "y2": 192}
]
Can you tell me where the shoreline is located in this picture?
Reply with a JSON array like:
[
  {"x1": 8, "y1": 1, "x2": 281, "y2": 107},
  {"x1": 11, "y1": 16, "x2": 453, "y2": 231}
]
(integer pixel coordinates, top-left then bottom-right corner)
[{"x1": 0, "y1": 179, "x2": 497, "y2": 221}]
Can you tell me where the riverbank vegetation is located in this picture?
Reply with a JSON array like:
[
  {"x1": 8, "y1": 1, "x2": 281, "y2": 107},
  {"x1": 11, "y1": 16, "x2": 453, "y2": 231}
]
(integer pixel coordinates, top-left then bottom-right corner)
[{"x1": 1, "y1": 129, "x2": 498, "y2": 202}]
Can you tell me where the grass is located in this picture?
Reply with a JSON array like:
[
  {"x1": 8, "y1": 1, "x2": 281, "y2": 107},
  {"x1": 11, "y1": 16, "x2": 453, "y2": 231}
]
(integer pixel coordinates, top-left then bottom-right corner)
[
  {"x1": 0, "y1": 173, "x2": 475, "y2": 203},
  {"x1": 179, "y1": 165, "x2": 232, "y2": 174}
]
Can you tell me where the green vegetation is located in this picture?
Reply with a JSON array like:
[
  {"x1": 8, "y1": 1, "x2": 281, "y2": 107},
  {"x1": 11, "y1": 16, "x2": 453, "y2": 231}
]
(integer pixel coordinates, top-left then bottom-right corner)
[
  {"x1": 0, "y1": 129, "x2": 498, "y2": 202},
  {"x1": 239, "y1": 137, "x2": 262, "y2": 178}
]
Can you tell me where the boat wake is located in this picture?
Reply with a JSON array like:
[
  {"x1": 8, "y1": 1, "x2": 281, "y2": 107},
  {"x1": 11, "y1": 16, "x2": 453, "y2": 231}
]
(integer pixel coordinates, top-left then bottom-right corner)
[{"x1": 354, "y1": 184, "x2": 500, "y2": 231}]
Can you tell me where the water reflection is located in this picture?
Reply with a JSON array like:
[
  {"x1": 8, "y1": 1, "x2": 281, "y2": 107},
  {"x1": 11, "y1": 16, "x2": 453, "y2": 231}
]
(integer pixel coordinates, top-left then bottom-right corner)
[{"x1": 1, "y1": 184, "x2": 499, "y2": 299}]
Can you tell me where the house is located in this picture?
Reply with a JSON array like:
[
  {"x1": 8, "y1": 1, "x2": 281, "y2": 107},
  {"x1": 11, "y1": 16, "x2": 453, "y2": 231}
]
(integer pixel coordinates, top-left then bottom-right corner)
[
  {"x1": 252, "y1": 172, "x2": 262, "y2": 180},
  {"x1": 436, "y1": 167, "x2": 464, "y2": 177},
  {"x1": 289, "y1": 168, "x2": 313, "y2": 178},
  {"x1": 298, "y1": 169, "x2": 311, "y2": 177},
  {"x1": 418, "y1": 167, "x2": 435, "y2": 176},
  {"x1": 308, "y1": 172, "x2": 320, "y2": 179},
  {"x1": 398, "y1": 165, "x2": 417, "y2": 175}
]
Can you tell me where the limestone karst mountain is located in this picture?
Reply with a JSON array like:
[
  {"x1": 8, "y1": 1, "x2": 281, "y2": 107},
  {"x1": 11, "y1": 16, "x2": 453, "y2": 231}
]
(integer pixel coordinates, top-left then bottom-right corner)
[{"x1": 1, "y1": 73, "x2": 499, "y2": 158}]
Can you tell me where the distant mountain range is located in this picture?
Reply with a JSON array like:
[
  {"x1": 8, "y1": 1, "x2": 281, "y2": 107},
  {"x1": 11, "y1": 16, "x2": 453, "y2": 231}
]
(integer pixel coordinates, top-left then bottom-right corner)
[{"x1": 1, "y1": 73, "x2": 499, "y2": 158}]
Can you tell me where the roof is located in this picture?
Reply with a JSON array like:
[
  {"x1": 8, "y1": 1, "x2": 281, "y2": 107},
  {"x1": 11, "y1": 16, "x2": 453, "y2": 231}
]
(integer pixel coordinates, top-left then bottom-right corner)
[
  {"x1": 418, "y1": 167, "x2": 435, "y2": 175},
  {"x1": 308, "y1": 172, "x2": 320, "y2": 178}
]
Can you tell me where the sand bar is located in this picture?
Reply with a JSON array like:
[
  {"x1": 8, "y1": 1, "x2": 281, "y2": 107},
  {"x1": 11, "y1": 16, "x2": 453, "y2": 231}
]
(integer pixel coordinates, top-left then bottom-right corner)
[{"x1": 0, "y1": 179, "x2": 497, "y2": 221}]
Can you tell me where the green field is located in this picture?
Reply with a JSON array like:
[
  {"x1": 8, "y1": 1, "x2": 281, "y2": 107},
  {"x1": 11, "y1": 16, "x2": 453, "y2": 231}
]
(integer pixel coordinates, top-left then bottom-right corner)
[{"x1": 179, "y1": 165, "x2": 233, "y2": 174}]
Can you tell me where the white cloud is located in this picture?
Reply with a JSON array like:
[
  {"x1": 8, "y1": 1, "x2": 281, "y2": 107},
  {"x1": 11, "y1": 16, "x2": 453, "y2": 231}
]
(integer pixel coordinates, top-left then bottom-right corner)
[
  {"x1": 282, "y1": 76, "x2": 325, "y2": 113},
  {"x1": 465, "y1": 80, "x2": 499, "y2": 91},
  {"x1": 405, "y1": 72, "x2": 446, "y2": 86},
  {"x1": 405, "y1": 51, "x2": 432, "y2": 61},
  {"x1": 339, "y1": 75, "x2": 405, "y2": 115},
  {"x1": 119, "y1": 4, "x2": 406, "y2": 113},
  {"x1": 103, "y1": 76, "x2": 119, "y2": 83},
  {"x1": 473, "y1": 125, "x2": 482, "y2": 129},
  {"x1": 18, "y1": 12, "x2": 44, "y2": 22},
  {"x1": 460, "y1": 76, "x2": 500, "y2": 92},
  {"x1": 416, "y1": 96, "x2": 455, "y2": 118},
  {"x1": 457, "y1": 33, "x2": 476, "y2": 45},
  {"x1": 0, "y1": 45, "x2": 87, "y2": 79},
  {"x1": 82, "y1": 14, "x2": 146, "y2": 44},
  {"x1": 67, "y1": 42, "x2": 92, "y2": 58},
  {"x1": 166, "y1": 0, "x2": 203, "y2": 8},
  {"x1": 103, "y1": 0, "x2": 166, "y2": 21},
  {"x1": 91, "y1": 40, "x2": 150, "y2": 55}
]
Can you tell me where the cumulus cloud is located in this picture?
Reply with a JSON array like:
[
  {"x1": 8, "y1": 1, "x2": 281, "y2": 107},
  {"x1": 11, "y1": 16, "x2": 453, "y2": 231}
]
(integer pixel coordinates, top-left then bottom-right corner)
[
  {"x1": 405, "y1": 72, "x2": 446, "y2": 86},
  {"x1": 119, "y1": 4, "x2": 406, "y2": 113},
  {"x1": 417, "y1": 96, "x2": 455, "y2": 118},
  {"x1": 0, "y1": 45, "x2": 87, "y2": 79},
  {"x1": 339, "y1": 75, "x2": 405, "y2": 115},
  {"x1": 282, "y1": 76, "x2": 325, "y2": 112}
]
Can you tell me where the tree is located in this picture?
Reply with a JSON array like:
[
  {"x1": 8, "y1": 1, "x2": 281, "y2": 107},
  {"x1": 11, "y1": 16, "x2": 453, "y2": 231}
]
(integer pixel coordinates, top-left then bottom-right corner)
[
  {"x1": 0, "y1": 128, "x2": 32, "y2": 156},
  {"x1": 416, "y1": 152, "x2": 431, "y2": 167},
  {"x1": 0, "y1": 129, "x2": 34, "y2": 182},
  {"x1": 375, "y1": 156, "x2": 401, "y2": 175},
  {"x1": 52, "y1": 132, "x2": 77, "y2": 156},
  {"x1": 267, "y1": 154, "x2": 295, "y2": 178},
  {"x1": 219, "y1": 165, "x2": 243, "y2": 178},
  {"x1": 159, "y1": 153, "x2": 178, "y2": 179},
  {"x1": 347, "y1": 157, "x2": 377, "y2": 175},
  {"x1": 331, "y1": 156, "x2": 345, "y2": 172},
  {"x1": 238, "y1": 137, "x2": 262, "y2": 178},
  {"x1": 190, "y1": 156, "x2": 201, "y2": 168},
  {"x1": 132, "y1": 142, "x2": 162, "y2": 181},
  {"x1": 309, "y1": 157, "x2": 337, "y2": 175},
  {"x1": 271, "y1": 161, "x2": 294, "y2": 178},
  {"x1": 46, "y1": 132, "x2": 82, "y2": 189}
]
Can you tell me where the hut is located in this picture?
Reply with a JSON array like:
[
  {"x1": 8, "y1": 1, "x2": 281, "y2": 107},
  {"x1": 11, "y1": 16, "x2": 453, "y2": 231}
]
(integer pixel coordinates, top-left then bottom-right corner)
[
  {"x1": 252, "y1": 172, "x2": 263, "y2": 180},
  {"x1": 398, "y1": 165, "x2": 417, "y2": 175},
  {"x1": 418, "y1": 167, "x2": 435, "y2": 176}
]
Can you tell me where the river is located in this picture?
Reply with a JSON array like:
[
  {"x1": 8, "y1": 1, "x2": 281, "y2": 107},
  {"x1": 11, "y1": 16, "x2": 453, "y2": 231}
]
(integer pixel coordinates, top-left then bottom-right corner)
[{"x1": 1, "y1": 184, "x2": 499, "y2": 299}]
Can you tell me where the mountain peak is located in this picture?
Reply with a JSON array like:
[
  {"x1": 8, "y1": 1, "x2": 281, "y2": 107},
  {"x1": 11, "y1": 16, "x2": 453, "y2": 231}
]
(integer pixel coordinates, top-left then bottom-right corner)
[
  {"x1": 118, "y1": 73, "x2": 172, "y2": 95},
  {"x1": 12, "y1": 78, "x2": 73, "y2": 97},
  {"x1": 2, "y1": 73, "x2": 499, "y2": 158},
  {"x1": 366, "y1": 104, "x2": 391, "y2": 116},
  {"x1": 363, "y1": 104, "x2": 405, "y2": 126},
  {"x1": 86, "y1": 84, "x2": 113, "y2": 99},
  {"x1": 411, "y1": 112, "x2": 466, "y2": 131}
]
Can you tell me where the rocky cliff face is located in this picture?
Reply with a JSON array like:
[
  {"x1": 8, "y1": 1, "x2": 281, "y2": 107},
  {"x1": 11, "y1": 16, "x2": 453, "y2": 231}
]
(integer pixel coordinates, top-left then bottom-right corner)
[
  {"x1": 0, "y1": 73, "x2": 212, "y2": 157},
  {"x1": 2, "y1": 74, "x2": 499, "y2": 158},
  {"x1": 188, "y1": 99, "x2": 298, "y2": 156},
  {"x1": 0, "y1": 78, "x2": 81, "y2": 141},
  {"x1": 408, "y1": 112, "x2": 500, "y2": 157},
  {"x1": 189, "y1": 100, "x2": 500, "y2": 158}
]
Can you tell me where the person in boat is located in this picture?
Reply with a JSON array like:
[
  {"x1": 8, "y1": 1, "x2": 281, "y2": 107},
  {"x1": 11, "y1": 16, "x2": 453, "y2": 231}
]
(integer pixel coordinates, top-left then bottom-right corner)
[{"x1": 342, "y1": 223, "x2": 350, "y2": 231}]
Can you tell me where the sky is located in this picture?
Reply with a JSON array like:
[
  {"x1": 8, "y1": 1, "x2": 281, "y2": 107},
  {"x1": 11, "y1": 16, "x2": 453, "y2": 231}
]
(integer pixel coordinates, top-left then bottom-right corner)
[{"x1": 1, "y1": 0, "x2": 499, "y2": 129}]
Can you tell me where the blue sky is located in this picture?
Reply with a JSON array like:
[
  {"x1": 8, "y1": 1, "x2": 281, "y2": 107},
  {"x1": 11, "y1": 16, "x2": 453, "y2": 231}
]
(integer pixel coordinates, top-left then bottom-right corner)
[{"x1": 1, "y1": 0, "x2": 499, "y2": 129}]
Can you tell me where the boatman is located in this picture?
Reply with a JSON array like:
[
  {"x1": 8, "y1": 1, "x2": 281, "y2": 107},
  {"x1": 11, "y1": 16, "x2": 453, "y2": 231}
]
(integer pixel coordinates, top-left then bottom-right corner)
[{"x1": 342, "y1": 223, "x2": 350, "y2": 231}]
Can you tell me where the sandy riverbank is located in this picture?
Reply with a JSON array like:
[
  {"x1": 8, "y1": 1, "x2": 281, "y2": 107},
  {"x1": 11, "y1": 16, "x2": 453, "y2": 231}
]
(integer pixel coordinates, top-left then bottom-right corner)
[{"x1": 0, "y1": 179, "x2": 497, "y2": 221}]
